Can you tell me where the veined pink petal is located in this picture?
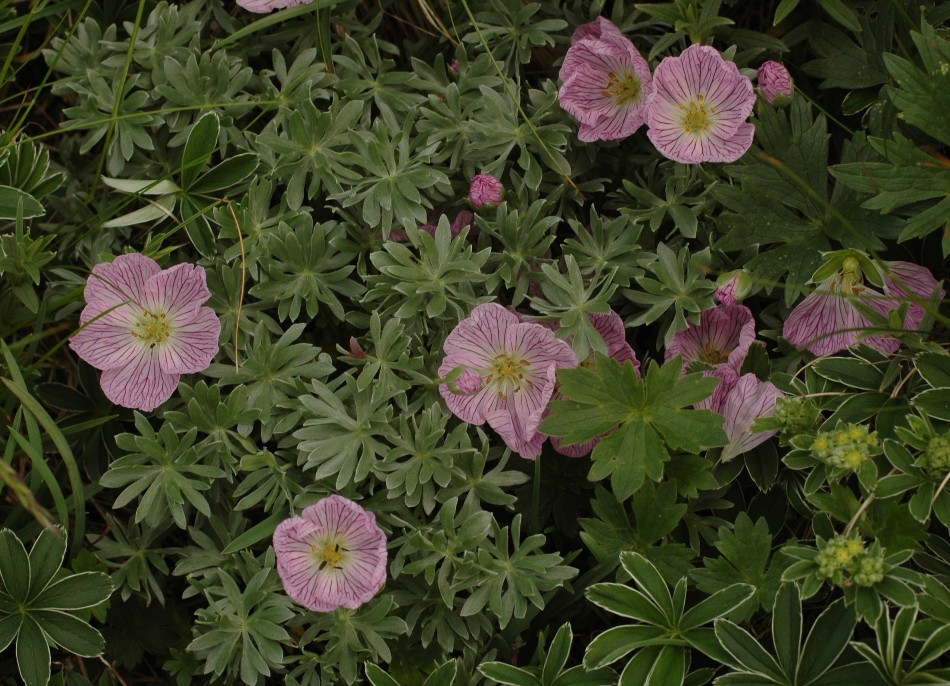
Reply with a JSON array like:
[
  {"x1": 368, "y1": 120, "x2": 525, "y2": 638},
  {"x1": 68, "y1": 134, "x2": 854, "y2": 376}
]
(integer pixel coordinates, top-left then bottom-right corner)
[
  {"x1": 84, "y1": 253, "x2": 160, "y2": 308},
  {"x1": 757, "y1": 61, "x2": 793, "y2": 104},
  {"x1": 783, "y1": 282, "x2": 899, "y2": 356},
  {"x1": 571, "y1": 16, "x2": 625, "y2": 44},
  {"x1": 882, "y1": 260, "x2": 945, "y2": 332},
  {"x1": 70, "y1": 305, "x2": 145, "y2": 371},
  {"x1": 99, "y1": 350, "x2": 179, "y2": 411},
  {"x1": 141, "y1": 263, "x2": 212, "y2": 323},
  {"x1": 699, "y1": 365, "x2": 739, "y2": 413},
  {"x1": 158, "y1": 307, "x2": 221, "y2": 374},
  {"x1": 720, "y1": 374, "x2": 783, "y2": 461},
  {"x1": 590, "y1": 311, "x2": 639, "y2": 371}
]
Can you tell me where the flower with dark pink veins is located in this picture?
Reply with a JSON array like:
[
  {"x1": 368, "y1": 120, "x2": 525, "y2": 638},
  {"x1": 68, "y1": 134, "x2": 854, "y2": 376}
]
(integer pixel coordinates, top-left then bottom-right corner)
[
  {"x1": 439, "y1": 303, "x2": 577, "y2": 459},
  {"x1": 783, "y1": 254, "x2": 944, "y2": 357},
  {"x1": 69, "y1": 253, "x2": 220, "y2": 412},
  {"x1": 469, "y1": 174, "x2": 504, "y2": 209},
  {"x1": 558, "y1": 17, "x2": 653, "y2": 142},
  {"x1": 550, "y1": 311, "x2": 639, "y2": 457},
  {"x1": 665, "y1": 303, "x2": 756, "y2": 376},
  {"x1": 718, "y1": 374, "x2": 783, "y2": 461},
  {"x1": 273, "y1": 495, "x2": 387, "y2": 612},
  {"x1": 757, "y1": 61, "x2": 794, "y2": 105},
  {"x1": 646, "y1": 44, "x2": 756, "y2": 163}
]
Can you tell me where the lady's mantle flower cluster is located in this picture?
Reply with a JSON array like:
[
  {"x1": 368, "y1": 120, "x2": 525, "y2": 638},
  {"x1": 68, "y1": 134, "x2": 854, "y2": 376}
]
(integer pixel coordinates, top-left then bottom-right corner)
[
  {"x1": 773, "y1": 396, "x2": 820, "y2": 436},
  {"x1": 816, "y1": 535, "x2": 885, "y2": 587},
  {"x1": 558, "y1": 17, "x2": 764, "y2": 163},
  {"x1": 922, "y1": 434, "x2": 950, "y2": 471},
  {"x1": 811, "y1": 423, "x2": 880, "y2": 471}
]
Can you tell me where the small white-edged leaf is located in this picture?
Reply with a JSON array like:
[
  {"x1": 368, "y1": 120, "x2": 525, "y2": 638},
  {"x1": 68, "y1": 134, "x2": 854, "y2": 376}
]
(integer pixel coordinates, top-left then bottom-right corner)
[{"x1": 102, "y1": 195, "x2": 177, "y2": 228}]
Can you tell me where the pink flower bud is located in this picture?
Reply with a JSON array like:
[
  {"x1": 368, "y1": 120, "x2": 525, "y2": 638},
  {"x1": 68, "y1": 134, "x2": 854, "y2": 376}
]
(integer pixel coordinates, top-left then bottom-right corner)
[
  {"x1": 469, "y1": 173, "x2": 504, "y2": 209},
  {"x1": 349, "y1": 337, "x2": 366, "y2": 359},
  {"x1": 757, "y1": 61, "x2": 794, "y2": 106},
  {"x1": 456, "y1": 369, "x2": 483, "y2": 394},
  {"x1": 450, "y1": 60, "x2": 460, "y2": 76}
]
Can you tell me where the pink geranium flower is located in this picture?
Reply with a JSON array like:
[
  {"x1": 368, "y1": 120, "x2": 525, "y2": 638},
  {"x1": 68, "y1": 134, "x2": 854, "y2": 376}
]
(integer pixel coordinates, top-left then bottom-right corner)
[
  {"x1": 665, "y1": 303, "x2": 756, "y2": 376},
  {"x1": 646, "y1": 44, "x2": 756, "y2": 163},
  {"x1": 551, "y1": 311, "x2": 639, "y2": 457},
  {"x1": 783, "y1": 256, "x2": 944, "y2": 356},
  {"x1": 757, "y1": 61, "x2": 794, "y2": 105},
  {"x1": 273, "y1": 495, "x2": 387, "y2": 612},
  {"x1": 69, "y1": 253, "x2": 220, "y2": 412},
  {"x1": 439, "y1": 303, "x2": 577, "y2": 459},
  {"x1": 718, "y1": 374, "x2": 783, "y2": 461},
  {"x1": 237, "y1": 0, "x2": 312, "y2": 12},
  {"x1": 469, "y1": 174, "x2": 504, "y2": 209},
  {"x1": 558, "y1": 17, "x2": 653, "y2": 142}
]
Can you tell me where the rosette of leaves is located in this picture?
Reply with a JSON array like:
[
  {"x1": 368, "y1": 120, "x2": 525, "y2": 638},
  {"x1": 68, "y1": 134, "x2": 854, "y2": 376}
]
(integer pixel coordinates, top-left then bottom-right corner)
[
  {"x1": 584, "y1": 552, "x2": 754, "y2": 686},
  {"x1": 0, "y1": 527, "x2": 113, "y2": 686}
]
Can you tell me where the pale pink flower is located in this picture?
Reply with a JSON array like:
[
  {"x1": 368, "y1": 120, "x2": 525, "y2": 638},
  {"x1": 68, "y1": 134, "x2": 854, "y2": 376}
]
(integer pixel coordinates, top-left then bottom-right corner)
[
  {"x1": 646, "y1": 44, "x2": 755, "y2": 164},
  {"x1": 439, "y1": 303, "x2": 577, "y2": 459},
  {"x1": 69, "y1": 253, "x2": 220, "y2": 412},
  {"x1": 719, "y1": 374, "x2": 783, "y2": 461},
  {"x1": 757, "y1": 61, "x2": 793, "y2": 105},
  {"x1": 665, "y1": 303, "x2": 756, "y2": 376},
  {"x1": 273, "y1": 495, "x2": 387, "y2": 612},
  {"x1": 237, "y1": 0, "x2": 312, "y2": 12},
  {"x1": 469, "y1": 174, "x2": 504, "y2": 209},
  {"x1": 558, "y1": 18, "x2": 653, "y2": 142},
  {"x1": 571, "y1": 16, "x2": 626, "y2": 44},
  {"x1": 783, "y1": 258, "x2": 944, "y2": 357},
  {"x1": 550, "y1": 311, "x2": 639, "y2": 457}
]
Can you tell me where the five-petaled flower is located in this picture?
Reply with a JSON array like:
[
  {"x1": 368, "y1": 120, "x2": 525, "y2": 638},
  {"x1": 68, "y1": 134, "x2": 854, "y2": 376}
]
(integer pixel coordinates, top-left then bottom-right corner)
[
  {"x1": 783, "y1": 255, "x2": 944, "y2": 357},
  {"x1": 273, "y1": 495, "x2": 387, "y2": 612},
  {"x1": 439, "y1": 303, "x2": 577, "y2": 459},
  {"x1": 558, "y1": 17, "x2": 654, "y2": 142},
  {"x1": 647, "y1": 43, "x2": 756, "y2": 163},
  {"x1": 69, "y1": 253, "x2": 220, "y2": 412}
]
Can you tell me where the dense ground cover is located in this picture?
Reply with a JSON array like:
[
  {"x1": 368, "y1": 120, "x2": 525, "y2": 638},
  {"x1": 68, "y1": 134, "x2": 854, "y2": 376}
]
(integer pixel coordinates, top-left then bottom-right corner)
[{"x1": 0, "y1": 0, "x2": 948, "y2": 684}]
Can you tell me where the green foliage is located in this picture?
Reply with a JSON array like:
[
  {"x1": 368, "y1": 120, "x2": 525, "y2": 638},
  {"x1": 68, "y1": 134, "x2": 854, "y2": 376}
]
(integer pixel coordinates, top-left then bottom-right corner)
[
  {"x1": 542, "y1": 356, "x2": 726, "y2": 500},
  {"x1": 584, "y1": 552, "x2": 754, "y2": 686},
  {"x1": 0, "y1": 528, "x2": 112, "y2": 686}
]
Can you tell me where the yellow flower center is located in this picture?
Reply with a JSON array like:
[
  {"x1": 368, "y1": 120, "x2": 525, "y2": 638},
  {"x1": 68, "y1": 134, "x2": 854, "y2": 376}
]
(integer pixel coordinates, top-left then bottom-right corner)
[
  {"x1": 603, "y1": 70, "x2": 642, "y2": 106},
  {"x1": 131, "y1": 310, "x2": 171, "y2": 348},
  {"x1": 310, "y1": 541, "x2": 346, "y2": 570},
  {"x1": 680, "y1": 93, "x2": 717, "y2": 134},
  {"x1": 485, "y1": 352, "x2": 531, "y2": 400},
  {"x1": 700, "y1": 342, "x2": 729, "y2": 365}
]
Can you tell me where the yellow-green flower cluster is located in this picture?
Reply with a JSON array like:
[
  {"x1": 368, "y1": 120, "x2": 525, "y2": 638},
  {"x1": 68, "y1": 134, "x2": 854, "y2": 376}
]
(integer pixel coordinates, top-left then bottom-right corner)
[
  {"x1": 924, "y1": 434, "x2": 950, "y2": 471},
  {"x1": 811, "y1": 423, "x2": 879, "y2": 471},
  {"x1": 773, "y1": 396, "x2": 819, "y2": 435},
  {"x1": 815, "y1": 535, "x2": 884, "y2": 587}
]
